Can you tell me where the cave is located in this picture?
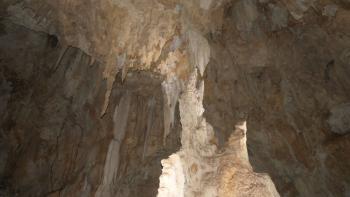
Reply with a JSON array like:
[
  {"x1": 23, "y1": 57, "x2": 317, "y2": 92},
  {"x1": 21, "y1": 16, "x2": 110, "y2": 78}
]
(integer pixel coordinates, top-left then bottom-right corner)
[{"x1": 0, "y1": 0, "x2": 350, "y2": 197}]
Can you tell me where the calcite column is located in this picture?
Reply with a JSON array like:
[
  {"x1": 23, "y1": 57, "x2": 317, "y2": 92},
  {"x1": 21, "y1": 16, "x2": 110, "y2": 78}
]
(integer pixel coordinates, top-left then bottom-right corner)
[
  {"x1": 158, "y1": 27, "x2": 218, "y2": 196},
  {"x1": 157, "y1": 29, "x2": 280, "y2": 196}
]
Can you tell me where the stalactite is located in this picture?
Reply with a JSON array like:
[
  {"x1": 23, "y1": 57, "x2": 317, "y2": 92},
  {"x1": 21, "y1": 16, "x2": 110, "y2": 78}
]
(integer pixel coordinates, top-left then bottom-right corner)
[
  {"x1": 96, "y1": 92, "x2": 131, "y2": 197},
  {"x1": 142, "y1": 97, "x2": 156, "y2": 161},
  {"x1": 53, "y1": 46, "x2": 69, "y2": 72},
  {"x1": 161, "y1": 76, "x2": 181, "y2": 145},
  {"x1": 187, "y1": 30, "x2": 210, "y2": 77}
]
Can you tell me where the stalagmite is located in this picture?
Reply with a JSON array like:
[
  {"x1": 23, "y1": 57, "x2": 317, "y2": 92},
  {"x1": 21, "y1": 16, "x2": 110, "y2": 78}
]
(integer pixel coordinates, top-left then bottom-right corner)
[{"x1": 157, "y1": 154, "x2": 185, "y2": 197}]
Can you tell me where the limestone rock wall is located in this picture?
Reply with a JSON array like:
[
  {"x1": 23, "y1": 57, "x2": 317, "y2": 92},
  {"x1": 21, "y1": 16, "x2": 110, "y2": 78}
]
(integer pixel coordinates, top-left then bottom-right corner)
[
  {"x1": 0, "y1": 19, "x2": 181, "y2": 196},
  {"x1": 204, "y1": 0, "x2": 350, "y2": 196},
  {"x1": 1, "y1": 0, "x2": 350, "y2": 196}
]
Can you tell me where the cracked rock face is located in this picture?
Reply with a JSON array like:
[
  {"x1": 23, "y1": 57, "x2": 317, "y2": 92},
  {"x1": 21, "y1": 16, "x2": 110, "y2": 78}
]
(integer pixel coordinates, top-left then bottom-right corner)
[{"x1": 1, "y1": 0, "x2": 350, "y2": 196}]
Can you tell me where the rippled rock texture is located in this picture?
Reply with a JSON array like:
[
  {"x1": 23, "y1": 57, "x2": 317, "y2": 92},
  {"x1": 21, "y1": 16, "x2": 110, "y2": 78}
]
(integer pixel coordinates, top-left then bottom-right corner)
[{"x1": 1, "y1": 0, "x2": 350, "y2": 196}]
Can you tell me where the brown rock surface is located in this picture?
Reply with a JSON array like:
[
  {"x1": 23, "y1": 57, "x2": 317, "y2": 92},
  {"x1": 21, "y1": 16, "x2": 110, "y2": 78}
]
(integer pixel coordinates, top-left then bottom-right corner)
[
  {"x1": 204, "y1": 0, "x2": 350, "y2": 196},
  {"x1": 0, "y1": 0, "x2": 349, "y2": 196}
]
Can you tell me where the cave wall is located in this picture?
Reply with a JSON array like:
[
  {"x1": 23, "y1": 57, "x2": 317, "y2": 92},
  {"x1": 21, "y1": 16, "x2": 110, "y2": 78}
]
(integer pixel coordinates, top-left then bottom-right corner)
[
  {"x1": 0, "y1": 19, "x2": 181, "y2": 196},
  {"x1": 204, "y1": 0, "x2": 350, "y2": 196},
  {"x1": 1, "y1": 0, "x2": 350, "y2": 196}
]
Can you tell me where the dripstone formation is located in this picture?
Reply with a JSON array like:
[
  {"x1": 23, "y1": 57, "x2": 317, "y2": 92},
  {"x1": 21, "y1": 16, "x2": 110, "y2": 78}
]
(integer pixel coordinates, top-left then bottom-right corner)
[{"x1": 0, "y1": 0, "x2": 349, "y2": 196}]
